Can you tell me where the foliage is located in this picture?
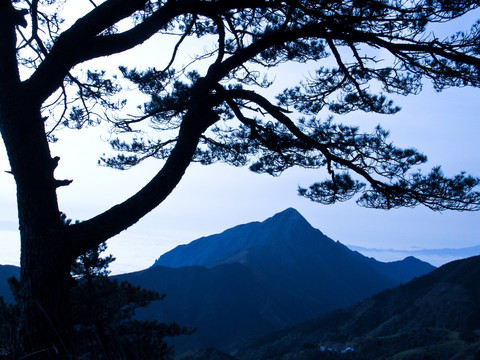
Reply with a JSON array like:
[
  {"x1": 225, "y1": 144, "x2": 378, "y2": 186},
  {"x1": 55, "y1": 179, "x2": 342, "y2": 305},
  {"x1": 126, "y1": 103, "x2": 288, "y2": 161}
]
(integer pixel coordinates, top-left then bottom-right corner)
[
  {"x1": 71, "y1": 242, "x2": 114, "y2": 280},
  {"x1": 0, "y1": 245, "x2": 191, "y2": 360},
  {"x1": 10, "y1": 0, "x2": 480, "y2": 213},
  {"x1": 0, "y1": 296, "x2": 20, "y2": 360},
  {"x1": 70, "y1": 243, "x2": 192, "y2": 359}
]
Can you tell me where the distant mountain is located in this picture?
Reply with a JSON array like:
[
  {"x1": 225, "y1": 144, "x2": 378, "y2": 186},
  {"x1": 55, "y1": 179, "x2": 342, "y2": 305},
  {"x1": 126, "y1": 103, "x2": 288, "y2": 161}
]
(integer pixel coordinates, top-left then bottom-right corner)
[
  {"x1": 0, "y1": 209, "x2": 436, "y2": 353},
  {"x1": 152, "y1": 208, "x2": 434, "y2": 284},
  {"x1": 350, "y1": 244, "x2": 480, "y2": 258},
  {"x1": 120, "y1": 208, "x2": 434, "y2": 352},
  {"x1": 153, "y1": 208, "x2": 320, "y2": 268},
  {"x1": 349, "y1": 244, "x2": 480, "y2": 267},
  {"x1": 233, "y1": 255, "x2": 480, "y2": 360},
  {"x1": 0, "y1": 265, "x2": 19, "y2": 303}
]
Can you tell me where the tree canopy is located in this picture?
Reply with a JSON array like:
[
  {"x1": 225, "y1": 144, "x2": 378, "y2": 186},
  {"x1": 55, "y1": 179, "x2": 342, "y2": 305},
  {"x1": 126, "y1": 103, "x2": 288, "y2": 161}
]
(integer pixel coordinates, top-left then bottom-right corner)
[
  {"x1": 13, "y1": 0, "x2": 480, "y2": 225},
  {"x1": 1, "y1": 0, "x2": 480, "y2": 358}
]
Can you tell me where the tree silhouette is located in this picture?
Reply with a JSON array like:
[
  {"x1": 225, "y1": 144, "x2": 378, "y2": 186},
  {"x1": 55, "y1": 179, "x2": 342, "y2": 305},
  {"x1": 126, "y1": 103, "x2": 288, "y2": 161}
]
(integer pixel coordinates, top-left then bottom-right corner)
[
  {"x1": 1, "y1": 0, "x2": 480, "y2": 358},
  {"x1": 0, "y1": 244, "x2": 189, "y2": 359},
  {"x1": 70, "y1": 243, "x2": 191, "y2": 360}
]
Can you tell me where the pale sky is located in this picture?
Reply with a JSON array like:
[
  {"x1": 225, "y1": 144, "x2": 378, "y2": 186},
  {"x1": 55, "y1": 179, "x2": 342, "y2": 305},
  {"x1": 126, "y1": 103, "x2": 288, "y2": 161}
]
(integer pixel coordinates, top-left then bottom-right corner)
[{"x1": 0, "y1": 3, "x2": 479, "y2": 274}]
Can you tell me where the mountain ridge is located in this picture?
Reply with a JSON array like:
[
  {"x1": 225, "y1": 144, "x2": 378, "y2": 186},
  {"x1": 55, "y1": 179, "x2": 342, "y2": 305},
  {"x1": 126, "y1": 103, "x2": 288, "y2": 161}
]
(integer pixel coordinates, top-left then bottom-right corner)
[
  {"x1": 152, "y1": 208, "x2": 434, "y2": 287},
  {"x1": 0, "y1": 208, "x2": 437, "y2": 353},
  {"x1": 152, "y1": 208, "x2": 433, "y2": 285},
  {"x1": 349, "y1": 244, "x2": 480, "y2": 267},
  {"x1": 152, "y1": 208, "x2": 323, "y2": 269},
  {"x1": 126, "y1": 208, "x2": 435, "y2": 351},
  {"x1": 233, "y1": 255, "x2": 480, "y2": 360}
]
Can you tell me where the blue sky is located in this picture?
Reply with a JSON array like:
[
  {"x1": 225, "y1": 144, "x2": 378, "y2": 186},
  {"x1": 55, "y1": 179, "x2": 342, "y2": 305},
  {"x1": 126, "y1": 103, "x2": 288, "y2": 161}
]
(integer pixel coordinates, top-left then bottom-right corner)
[
  {"x1": 0, "y1": 3, "x2": 479, "y2": 274},
  {"x1": 1, "y1": 81, "x2": 479, "y2": 274}
]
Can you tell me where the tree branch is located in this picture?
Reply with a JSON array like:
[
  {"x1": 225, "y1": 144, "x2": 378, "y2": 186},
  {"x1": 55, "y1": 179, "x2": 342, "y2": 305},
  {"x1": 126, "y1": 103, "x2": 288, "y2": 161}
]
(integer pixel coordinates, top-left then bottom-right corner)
[
  {"x1": 221, "y1": 87, "x2": 386, "y2": 188},
  {"x1": 23, "y1": 0, "x2": 275, "y2": 107},
  {"x1": 23, "y1": 0, "x2": 152, "y2": 105},
  {"x1": 66, "y1": 77, "x2": 220, "y2": 257}
]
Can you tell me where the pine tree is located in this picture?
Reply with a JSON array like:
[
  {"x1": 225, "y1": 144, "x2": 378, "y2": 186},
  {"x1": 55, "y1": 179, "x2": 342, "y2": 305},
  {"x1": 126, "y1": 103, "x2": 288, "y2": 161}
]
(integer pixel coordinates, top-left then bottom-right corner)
[
  {"x1": 70, "y1": 243, "x2": 192, "y2": 359},
  {"x1": 1, "y1": 1, "x2": 480, "y2": 357}
]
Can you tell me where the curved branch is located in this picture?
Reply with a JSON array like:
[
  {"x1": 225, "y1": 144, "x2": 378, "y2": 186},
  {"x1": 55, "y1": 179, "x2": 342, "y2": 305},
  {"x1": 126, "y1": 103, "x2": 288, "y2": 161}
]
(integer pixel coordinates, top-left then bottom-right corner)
[
  {"x1": 342, "y1": 28, "x2": 480, "y2": 71},
  {"x1": 23, "y1": 0, "x2": 274, "y2": 107},
  {"x1": 222, "y1": 88, "x2": 385, "y2": 188},
  {"x1": 212, "y1": 15, "x2": 226, "y2": 65},
  {"x1": 222, "y1": 88, "x2": 480, "y2": 210},
  {"x1": 66, "y1": 78, "x2": 220, "y2": 257},
  {"x1": 67, "y1": 125, "x2": 199, "y2": 256},
  {"x1": 161, "y1": 15, "x2": 197, "y2": 73},
  {"x1": 23, "y1": 0, "x2": 168, "y2": 106}
]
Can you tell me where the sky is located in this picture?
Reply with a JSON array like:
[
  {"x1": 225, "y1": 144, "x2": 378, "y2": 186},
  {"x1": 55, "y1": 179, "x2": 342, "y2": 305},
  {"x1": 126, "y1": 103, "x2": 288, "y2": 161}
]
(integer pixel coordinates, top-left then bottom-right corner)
[{"x1": 0, "y1": 2, "x2": 479, "y2": 274}]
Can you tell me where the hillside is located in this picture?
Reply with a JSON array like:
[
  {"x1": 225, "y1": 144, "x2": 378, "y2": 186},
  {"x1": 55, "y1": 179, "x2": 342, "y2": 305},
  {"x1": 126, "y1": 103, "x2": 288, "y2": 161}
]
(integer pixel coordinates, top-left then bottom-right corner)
[
  {"x1": 0, "y1": 209, "x2": 437, "y2": 354},
  {"x1": 0, "y1": 265, "x2": 20, "y2": 303},
  {"x1": 121, "y1": 209, "x2": 434, "y2": 352},
  {"x1": 233, "y1": 255, "x2": 480, "y2": 360}
]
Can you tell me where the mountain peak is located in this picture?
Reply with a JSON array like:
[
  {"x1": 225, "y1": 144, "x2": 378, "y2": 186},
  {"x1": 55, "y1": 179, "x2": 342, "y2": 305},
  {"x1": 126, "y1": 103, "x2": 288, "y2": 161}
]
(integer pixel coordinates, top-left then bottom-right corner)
[
  {"x1": 270, "y1": 208, "x2": 304, "y2": 221},
  {"x1": 265, "y1": 208, "x2": 312, "y2": 230},
  {"x1": 151, "y1": 208, "x2": 433, "y2": 288},
  {"x1": 275, "y1": 207, "x2": 302, "y2": 216},
  {"x1": 153, "y1": 208, "x2": 320, "y2": 268}
]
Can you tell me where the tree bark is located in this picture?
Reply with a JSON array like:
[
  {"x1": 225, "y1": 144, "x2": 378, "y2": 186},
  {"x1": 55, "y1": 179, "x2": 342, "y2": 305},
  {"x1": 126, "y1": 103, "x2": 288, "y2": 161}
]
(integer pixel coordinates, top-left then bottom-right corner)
[
  {"x1": 0, "y1": 96, "x2": 75, "y2": 358},
  {"x1": 19, "y1": 242, "x2": 75, "y2": 359},
  {"x1": 0, "y1": 4, "x2": 74, "y2": 357}
]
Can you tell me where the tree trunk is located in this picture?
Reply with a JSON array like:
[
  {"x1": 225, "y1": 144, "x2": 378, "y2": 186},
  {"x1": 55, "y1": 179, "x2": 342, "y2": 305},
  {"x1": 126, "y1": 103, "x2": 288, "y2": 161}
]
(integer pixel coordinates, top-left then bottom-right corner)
[
  {"x1": 16, "y1": 146, "x2": 76, "y2": 359},
  {"x1": 19, "y1": 241, "x2": 75, "y2": 359},
  {"x1": 0, "y1": 5, "x2": 78, "y2": 357},
  {"x1": 0, "y1": 101, "x2": 75, "y2": 358}
]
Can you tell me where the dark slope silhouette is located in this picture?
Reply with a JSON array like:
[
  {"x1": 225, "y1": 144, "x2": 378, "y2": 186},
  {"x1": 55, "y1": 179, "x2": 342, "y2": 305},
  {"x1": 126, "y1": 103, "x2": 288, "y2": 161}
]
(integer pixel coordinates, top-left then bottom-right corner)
[
  {"x1": 234, "y1": 255, "x2": 480, "y2": 360},
  {"x1": 121, "y1": 209, "x2": 434, "y2": 351},
  {"x1": 0, "y1": 209, "x2": 436, "y2": 352},
  {"x1": 0, "y1": 265, "x2": 20, "y2": 303},
  {"x1": 153, "y1": 209, "x2": 433, "y2": 286}
]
